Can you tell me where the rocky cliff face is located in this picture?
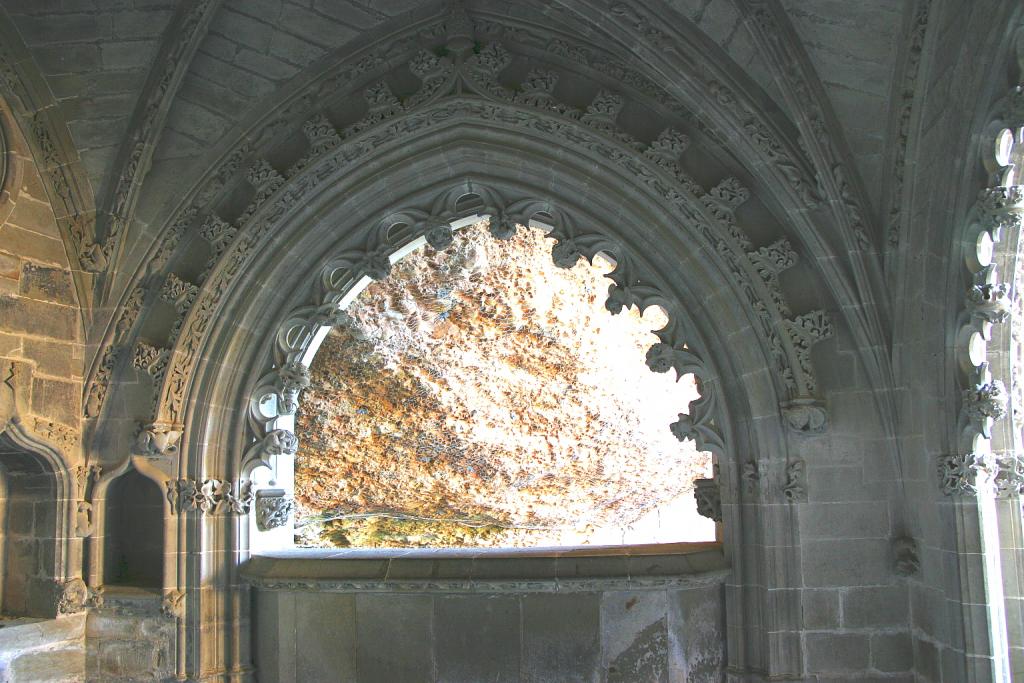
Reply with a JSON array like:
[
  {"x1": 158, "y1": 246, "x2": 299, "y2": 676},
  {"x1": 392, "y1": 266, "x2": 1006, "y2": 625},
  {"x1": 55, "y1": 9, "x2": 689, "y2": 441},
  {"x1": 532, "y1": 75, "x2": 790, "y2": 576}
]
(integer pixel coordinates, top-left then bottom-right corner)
[{"x1": 295, "y1": 223, "x2": 710, "y2": 547}]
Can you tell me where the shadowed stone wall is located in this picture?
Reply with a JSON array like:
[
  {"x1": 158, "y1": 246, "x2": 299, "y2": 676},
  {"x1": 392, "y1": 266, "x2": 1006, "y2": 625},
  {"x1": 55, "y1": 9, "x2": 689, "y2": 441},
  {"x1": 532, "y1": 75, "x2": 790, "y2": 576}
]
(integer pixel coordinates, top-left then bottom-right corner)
[{"x1": 252, "y1": 583, "x2": 725, "y2": 683}]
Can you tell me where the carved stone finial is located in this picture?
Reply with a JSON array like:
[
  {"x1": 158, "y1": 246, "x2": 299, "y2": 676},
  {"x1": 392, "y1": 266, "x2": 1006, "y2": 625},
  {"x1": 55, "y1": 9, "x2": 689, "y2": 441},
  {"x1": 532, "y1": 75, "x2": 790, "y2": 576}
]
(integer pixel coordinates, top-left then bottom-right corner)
[{"x1": 693, "y1": 478, "x2": 722, "y2": 522}]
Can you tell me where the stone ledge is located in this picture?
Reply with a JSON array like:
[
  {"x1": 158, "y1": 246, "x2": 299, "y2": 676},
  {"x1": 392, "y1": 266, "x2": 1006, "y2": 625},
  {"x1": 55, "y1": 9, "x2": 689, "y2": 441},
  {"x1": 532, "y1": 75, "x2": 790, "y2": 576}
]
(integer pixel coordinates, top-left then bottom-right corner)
[{"x1": 240, "y1": 543, "x2": 728, "y2": 593}]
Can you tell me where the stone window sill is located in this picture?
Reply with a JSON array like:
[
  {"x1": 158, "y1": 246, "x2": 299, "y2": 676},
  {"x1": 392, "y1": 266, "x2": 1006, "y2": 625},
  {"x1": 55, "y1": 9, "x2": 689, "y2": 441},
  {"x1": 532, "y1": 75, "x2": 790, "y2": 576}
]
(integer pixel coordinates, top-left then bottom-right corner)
[{"x1": 240, "y1": 542, "x2": 727, "y2": 593}]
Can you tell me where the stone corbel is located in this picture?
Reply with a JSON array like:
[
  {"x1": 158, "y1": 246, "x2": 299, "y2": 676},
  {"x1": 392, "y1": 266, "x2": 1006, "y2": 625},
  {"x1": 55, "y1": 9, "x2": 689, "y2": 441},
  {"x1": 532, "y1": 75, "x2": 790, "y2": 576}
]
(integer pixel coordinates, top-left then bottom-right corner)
[
  {"x1": 161, "y1": 589, "x2": 185, "y2": 619},
  {"x1": 693, "y1": 478, "x2": 722, "y2": 522},
  {"x1": 55, "y1": 578, "x2": 102, "y2": 615},
  {"x1": 255, "y1": 489, "x2": 295, "y2": 531},
  {"x1": 275, "y1": 362, "x2": 310, "y2": 415},
  {"x1": 892, "y1": 536, "x2": 920, "y2": 576},
  {"x1": 780, "y1": 397, "x2": 828, "y2": 434},
  {"x1": 134, "y1": 422, "x2": 184, "y2": 457}
]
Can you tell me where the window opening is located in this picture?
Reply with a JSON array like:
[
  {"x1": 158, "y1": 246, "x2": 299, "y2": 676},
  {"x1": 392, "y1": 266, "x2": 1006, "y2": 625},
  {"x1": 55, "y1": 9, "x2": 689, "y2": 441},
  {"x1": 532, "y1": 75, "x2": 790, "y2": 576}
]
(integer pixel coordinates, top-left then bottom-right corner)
[{"x1": 294, "y1": 222, "x2": 713, "y2": 548}]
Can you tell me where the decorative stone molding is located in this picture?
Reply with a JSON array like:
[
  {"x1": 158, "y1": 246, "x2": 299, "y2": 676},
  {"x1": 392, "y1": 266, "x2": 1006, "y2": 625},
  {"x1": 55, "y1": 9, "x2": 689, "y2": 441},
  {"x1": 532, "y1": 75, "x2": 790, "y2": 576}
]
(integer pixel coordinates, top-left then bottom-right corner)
[
  {"x1": 132, "y1": 342, "x2": 170, "y2": 386},
  {"x1": 96, "y1": 0, "x2": 222, "y2": 278},
  {"x1": 693, "y1": 478, "x2": 722, "y2": 522},
  {"x1": 166, "y1": 478, "x2": 253, "y2": 515},
  {"x1": 885, "y1": 0, "x2": 931, "y2": 249},
  {"x1": 255, "y1": 490, "x2": 294, "y2": 532},
  {"x1": 98, "y1": 22, "x2": 840, "y2": 431},
  {"x1": 782, "y1": 459, "x2": 807, "y2": 502},
  {"x1": 892, "y1": 535, "x2": 920, "y2": 577}
]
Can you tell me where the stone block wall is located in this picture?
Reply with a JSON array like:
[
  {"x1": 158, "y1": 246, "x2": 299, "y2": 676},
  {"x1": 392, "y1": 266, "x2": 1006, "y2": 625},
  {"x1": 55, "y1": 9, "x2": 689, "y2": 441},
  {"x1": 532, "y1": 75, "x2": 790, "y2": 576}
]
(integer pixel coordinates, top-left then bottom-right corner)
[
  {"x1": 85, "y1": 593, "x2": 176, "y2": 683},
  {"x1": 253, "y1": 582, "x2": 725, "y2": 683},
  {"x1": 0, "y1": 613, "x2": 86, "y2": 682},
  {"x1": 0, "y1": 104, "x2": 83, "y2": 459}
]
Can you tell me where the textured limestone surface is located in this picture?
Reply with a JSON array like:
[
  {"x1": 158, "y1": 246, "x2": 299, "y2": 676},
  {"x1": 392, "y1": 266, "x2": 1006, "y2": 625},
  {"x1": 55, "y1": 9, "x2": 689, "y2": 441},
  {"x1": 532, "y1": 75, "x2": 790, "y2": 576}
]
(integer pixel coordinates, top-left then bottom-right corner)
[{"x1": 295, "y1": 223, "x2": 711, "y2": 547}]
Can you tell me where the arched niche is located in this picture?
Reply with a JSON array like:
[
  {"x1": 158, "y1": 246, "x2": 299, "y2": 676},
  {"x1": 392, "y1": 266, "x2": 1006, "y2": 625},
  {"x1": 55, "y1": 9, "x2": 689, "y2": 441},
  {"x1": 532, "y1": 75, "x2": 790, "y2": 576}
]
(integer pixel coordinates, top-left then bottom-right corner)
[
  {"x1": 101, "y1": 468, "x2": 164, "y2": 591},
  {"x1": 0, "y1": 428, "x2": 69, "y2": 618}
]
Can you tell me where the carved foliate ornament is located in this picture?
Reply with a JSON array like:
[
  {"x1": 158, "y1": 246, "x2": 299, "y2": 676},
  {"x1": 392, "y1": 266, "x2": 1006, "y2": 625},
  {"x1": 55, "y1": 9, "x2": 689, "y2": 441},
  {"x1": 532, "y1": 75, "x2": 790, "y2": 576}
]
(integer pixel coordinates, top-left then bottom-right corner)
[
  {"x1": 255, "y1": 489, "x2": 295, "y2": 531},
  {"x1": 166, "y1": 478, "x2": 254, "y2": 515},
  {"x1": 994, "y1": 457, "x2": 1024, "y2": 497},
  {"x1": 966, "y1": 282, "x2": 1011, "y2": 325},
  {"x1": 961, "y1": 376, "x2": 1008, "y2": 438},
  {"x1": 782, "y1": 459, "x2": 807, "y2": 502},
  {"x1": 938, "y1": 452, "x2": 989, "y2": 496},
  {"x1": 644, "y1": 128, "x2": 690, "y2": 166}
]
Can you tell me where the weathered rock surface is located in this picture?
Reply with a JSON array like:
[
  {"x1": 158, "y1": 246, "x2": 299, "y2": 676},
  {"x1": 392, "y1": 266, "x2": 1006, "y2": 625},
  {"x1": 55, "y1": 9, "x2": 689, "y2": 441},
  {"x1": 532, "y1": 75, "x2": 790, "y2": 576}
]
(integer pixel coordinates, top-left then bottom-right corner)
[{"x1": 295, "y1": 223, "x2": 709, "y2": 547}]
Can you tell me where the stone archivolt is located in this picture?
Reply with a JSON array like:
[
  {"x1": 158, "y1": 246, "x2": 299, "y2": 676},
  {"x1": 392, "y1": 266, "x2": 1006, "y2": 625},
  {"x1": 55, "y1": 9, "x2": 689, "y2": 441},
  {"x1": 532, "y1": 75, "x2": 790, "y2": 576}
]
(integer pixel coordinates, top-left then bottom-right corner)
[{"x1": 90, "y1": 21, "x2": 836, "y2": 448}]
